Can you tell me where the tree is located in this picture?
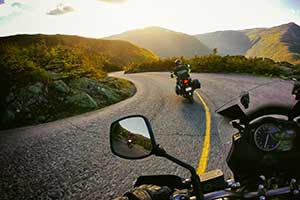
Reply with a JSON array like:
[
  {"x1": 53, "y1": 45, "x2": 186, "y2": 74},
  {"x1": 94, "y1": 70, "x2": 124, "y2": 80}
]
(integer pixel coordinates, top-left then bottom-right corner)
[{"x1": 212, "y1": 48, "x2": 218, "y2": 55}]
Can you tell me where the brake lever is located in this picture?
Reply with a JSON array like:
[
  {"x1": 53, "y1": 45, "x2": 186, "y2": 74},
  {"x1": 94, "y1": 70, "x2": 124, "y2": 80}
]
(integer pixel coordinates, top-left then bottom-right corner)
[
  {"x1": 257, "y1": 184, "x2": 267, "y2": 200},
  {"x1": 231, "y1": 121, "x2": 244, "y2": 132},
  {"x1": 290, "y1": 179, "x2": 300, "y2": 195}
]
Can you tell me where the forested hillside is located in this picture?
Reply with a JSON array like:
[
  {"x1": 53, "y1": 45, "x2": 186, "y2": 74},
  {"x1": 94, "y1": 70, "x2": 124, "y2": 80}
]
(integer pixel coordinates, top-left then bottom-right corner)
[{"x1": 0, "y1": 34, "x2": 158, "y2": 129}]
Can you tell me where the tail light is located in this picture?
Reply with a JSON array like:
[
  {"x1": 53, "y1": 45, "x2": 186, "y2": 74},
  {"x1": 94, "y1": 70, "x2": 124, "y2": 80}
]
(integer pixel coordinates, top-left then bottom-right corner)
[{"x1": 183, "y1": 79, "x2": 189, "y2": 84}]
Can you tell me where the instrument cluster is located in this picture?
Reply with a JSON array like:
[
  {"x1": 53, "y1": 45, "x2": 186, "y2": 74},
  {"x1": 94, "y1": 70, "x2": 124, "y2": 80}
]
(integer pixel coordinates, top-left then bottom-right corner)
[{"x1": 252, "y1": 119, "x2": 298, "y2": 152}]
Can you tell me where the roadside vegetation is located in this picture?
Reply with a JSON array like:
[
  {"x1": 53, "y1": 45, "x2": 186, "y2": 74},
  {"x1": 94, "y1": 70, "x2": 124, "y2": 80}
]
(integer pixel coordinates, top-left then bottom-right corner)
[
  {"x1": 125, "y1": 55, "x2": 300, "y2": 80},
  {"x1": 0, "y1": 36, "x2": 153, "y2": 130},
  {"x1": 1, "y1": 34, "x2": 299, "y2": 130}
]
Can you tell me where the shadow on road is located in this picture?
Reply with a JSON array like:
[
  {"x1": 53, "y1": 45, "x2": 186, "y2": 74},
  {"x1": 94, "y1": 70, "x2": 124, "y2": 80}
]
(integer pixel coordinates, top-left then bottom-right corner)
[{"x1": 177, "y1": 94, "x2": 206, "y2": 137}]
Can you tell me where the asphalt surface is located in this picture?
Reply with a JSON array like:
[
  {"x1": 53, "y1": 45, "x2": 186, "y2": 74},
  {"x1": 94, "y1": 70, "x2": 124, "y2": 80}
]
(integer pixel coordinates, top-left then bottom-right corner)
[{"x1": 0, "y1": 72, "x2": 282, "y2": 199}]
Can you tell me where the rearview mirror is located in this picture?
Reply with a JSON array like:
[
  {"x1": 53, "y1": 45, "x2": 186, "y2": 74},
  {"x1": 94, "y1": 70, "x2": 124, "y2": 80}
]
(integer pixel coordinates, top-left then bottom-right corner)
[
  {"x1": 110, "y1": 115, "x2": 154, "y2": 159},
  {"x1": 109, "y1": 115, "x2": 203, "y2": 200},
  {"x1": 240, "y1": 91, "x2": 250, "y2": 109}
]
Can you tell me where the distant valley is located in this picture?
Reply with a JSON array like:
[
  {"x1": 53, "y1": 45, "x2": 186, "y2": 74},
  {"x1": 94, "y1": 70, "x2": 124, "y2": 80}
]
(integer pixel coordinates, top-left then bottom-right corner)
[
  {"x1": 197, "y1": 22, "x2": 300, "y2": 64},
  {"x1": 108, "y1": 22, "x2": 300, "y2": 64},
  {"x1": 106, "y1": 26, "x2": 211, "y2": 58}
]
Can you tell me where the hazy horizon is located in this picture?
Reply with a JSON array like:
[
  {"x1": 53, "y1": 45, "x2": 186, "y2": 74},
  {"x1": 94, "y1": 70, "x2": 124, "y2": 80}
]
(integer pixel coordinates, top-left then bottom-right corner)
[{"x1": 0, "y1": 0, "x2": 299, "y2": 38}]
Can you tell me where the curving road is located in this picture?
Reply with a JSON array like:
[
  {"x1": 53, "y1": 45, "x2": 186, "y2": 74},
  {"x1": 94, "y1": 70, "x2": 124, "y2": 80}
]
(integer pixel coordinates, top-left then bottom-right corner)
[{"x1": 0, "y1": 72, "x2": 278, "y2": 199}]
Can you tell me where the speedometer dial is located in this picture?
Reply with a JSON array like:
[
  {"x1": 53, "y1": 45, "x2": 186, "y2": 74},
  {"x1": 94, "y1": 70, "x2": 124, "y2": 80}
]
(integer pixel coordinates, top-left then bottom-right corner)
[{"x1": 254, "y1": 123, "x2": 281, "y2": 152}]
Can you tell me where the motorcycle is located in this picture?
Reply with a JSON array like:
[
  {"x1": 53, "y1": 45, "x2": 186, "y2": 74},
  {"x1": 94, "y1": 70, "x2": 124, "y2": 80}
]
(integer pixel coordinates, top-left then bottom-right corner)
[
  {"x1": 171, "y1": 65, "x2": 201, "y2": 103},
  {"x1": 127, "y1": 139, "x2": 133, "y2": 149},
  {"x1": 109, "y1": 79, "x2": 300, "y2": 199}
]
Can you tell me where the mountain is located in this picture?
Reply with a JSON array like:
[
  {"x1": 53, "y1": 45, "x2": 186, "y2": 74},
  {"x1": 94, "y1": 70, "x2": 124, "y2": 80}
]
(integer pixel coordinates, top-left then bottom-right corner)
[
  {"x1": 240, "y1": 28, "x2": 267, "y2": 39},
  {"x1": 0, "y1": 34, "x2": 159, "y2": 67},
  {"x1": 194, "y1": 22, "x2": 300, "y2": 64},
  {"x1": 106, "y1": 26, "x2": 211, "y2": 58},
  {"x1": 195, "y1": 30, "x2": 251, "y2": 55},
  {"x1": 243, "y1": 22, "x2": 300, "y2": 64}
]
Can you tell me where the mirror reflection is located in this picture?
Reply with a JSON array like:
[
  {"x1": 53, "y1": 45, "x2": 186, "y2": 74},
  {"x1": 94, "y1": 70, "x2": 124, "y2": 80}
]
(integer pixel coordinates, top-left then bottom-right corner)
[{"x1": 110, "y1": 117, "x2": 153, "y2": 159}]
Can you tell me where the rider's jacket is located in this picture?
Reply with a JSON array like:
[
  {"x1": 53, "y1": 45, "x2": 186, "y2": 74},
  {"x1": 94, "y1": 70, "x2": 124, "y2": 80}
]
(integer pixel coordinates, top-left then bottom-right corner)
[{"x1": 173, "y1": 65, "x2": 191, "y2": 80}]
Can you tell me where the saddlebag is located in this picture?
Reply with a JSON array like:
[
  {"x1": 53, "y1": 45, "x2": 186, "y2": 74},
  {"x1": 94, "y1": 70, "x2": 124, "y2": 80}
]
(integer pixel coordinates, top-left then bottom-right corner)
[{"x1": 192, "y1": 79, "x2": 201, "y2": 89}]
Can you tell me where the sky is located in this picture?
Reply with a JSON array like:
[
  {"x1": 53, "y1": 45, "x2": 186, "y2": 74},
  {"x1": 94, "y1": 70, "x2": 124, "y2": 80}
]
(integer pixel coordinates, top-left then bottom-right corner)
[
  {"x1": 119, "y1": 117, "x2": 151, "y2": 138},
  {"x1": 0, "y1": 0, "x2": 299, "y2": 38}
]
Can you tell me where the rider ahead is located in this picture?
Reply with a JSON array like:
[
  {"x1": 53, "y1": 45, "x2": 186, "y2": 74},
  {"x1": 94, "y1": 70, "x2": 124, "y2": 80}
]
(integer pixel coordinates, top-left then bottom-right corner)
[
  {"x1": 171, "y1": 59, "x2": 191, "y2": 95},
  {"x1": 171, "y1": 59, "x2": 191, "y2": 80}
]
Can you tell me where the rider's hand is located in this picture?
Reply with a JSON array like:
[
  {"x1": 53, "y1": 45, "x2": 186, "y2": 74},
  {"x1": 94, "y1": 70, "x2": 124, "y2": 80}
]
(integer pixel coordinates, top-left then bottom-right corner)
[
  {"x1": 172, "y1": 188, "x2": 190, "y2": 200},
  {"x1": 114, "y1": 184, "x2": 172, "y2": 200}
]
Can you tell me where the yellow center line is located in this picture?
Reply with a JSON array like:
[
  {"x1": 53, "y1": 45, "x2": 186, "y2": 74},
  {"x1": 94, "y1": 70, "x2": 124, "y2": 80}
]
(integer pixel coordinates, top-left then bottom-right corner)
[{"x1": 195, "y1": 91, "x2": 211, "y2": 175}]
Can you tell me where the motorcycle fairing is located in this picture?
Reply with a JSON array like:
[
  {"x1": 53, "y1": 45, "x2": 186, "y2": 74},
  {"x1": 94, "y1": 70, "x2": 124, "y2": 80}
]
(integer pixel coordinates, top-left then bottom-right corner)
[{"x1": 217, "y1": 104, "x2": 246, "y2": 122}]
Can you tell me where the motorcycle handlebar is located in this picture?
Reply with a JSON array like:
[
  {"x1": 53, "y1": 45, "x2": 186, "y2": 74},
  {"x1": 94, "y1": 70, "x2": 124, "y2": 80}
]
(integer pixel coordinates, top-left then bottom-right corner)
[{"x1": 185, "y1": 186, "x2": 292, "y2": 200}]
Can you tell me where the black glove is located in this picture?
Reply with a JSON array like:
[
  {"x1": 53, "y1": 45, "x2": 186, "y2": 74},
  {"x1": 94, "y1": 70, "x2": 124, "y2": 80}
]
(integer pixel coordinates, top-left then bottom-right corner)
[
  {"x1": 171, "y1": 188, "x2": 190, "y2": 200},
  {"x1": 115, "y1": 184, "x2": 172, "y2": 200}
]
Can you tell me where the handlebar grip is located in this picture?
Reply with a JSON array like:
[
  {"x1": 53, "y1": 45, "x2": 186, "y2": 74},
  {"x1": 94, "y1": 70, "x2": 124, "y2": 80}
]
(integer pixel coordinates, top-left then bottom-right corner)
[
  {"x1": 203, "y1": 186, "x2": 292, "y2": 199},
  {"x1": 172, "y1": 194, "x2": 189, "y2": 200}
]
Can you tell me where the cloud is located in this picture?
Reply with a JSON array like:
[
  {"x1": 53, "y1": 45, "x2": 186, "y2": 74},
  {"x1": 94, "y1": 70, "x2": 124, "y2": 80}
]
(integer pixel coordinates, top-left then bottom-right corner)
[
  {"x1": 286, "y1": 0, "x2": 300, "y2": 8},
  {"x1": 278, "y1": 0, "x2": 300, "y2": 15},
  {"x1": 47, "y1": 4, "x2": 74, "y2": 15},
  {"x1": 11, "y1": 2, "x2": 29, "y2": 10},
  {"x1": 0, "y1": 12, "x2": 20, "y2": 25},
  {"x1": 98, "y1": 0, "x2": 128, "y2": 3},
  {"x1": 291, "y1": 9, "x2": 300, "y2": 15},
  {"x1": 0, "y1": 1, "x2": 29, "y2": 25}
]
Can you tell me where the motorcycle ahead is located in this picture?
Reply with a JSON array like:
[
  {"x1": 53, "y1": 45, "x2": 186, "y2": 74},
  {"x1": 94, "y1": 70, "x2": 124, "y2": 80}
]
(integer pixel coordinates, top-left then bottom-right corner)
[
  {"x1": 171, "y1": 65, "x2": 201, "y2": 103},
  {"x1": 110, "y1": 80, "x2": 300, "y2": 200}
]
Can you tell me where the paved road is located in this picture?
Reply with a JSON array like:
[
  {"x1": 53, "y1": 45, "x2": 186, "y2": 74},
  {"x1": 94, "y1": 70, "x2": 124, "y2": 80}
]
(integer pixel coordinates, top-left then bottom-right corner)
[{"x1": 0, "y1": 72, "x2": 280, "y2": 199}]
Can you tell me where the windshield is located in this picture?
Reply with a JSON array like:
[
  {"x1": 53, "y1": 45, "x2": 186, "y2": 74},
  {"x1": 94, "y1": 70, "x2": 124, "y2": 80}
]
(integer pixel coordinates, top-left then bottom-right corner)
[
  {"x1": 216, "y1": 79, "x2": 298, "y2": 143},
  {"x1": 216, "y1": 80, "x2": 297, "y2": 114}
]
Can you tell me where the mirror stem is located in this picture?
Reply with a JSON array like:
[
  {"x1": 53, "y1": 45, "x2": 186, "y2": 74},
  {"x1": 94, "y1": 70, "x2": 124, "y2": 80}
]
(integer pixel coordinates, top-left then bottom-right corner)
[{"x1": 153, "y1": 145, "x2": 204, "y2": 200}]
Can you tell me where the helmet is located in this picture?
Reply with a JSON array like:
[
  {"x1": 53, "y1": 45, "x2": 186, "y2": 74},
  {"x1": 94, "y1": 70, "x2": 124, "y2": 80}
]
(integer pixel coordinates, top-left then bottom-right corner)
[{"x1": 174, "y1": 59, "x2": 182, "y2": 65}]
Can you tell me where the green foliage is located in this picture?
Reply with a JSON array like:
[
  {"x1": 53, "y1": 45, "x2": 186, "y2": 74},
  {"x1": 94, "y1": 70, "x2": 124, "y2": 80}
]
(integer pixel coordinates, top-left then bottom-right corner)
[
  {"x1": 0, "y1": 34, "x2": 152, "y2": 100},
  {"x1": 102, "y1": 61, "x2": 120, "y2": 72},
  {"x1": 125, "y1": 58, "x2": 176, "y2": 73},
  {"x1": 0, "y1": 45, "x2": 50, "y2": 86},
  {"x1": 292, "y1": 64, "x2": 300, "y2": 79},
  {"x1": 125, "y1": 55, "x2": 292, "y2": 77},
  {"x1": 0, "y1": 34, "x2": 159, "y2": 72},
  {"x1": 0, "y1": 43, "x2": 106, "y2": 89},
  {"x1": 0, "y1": 35, "x2": 141, "y2": 129}
]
